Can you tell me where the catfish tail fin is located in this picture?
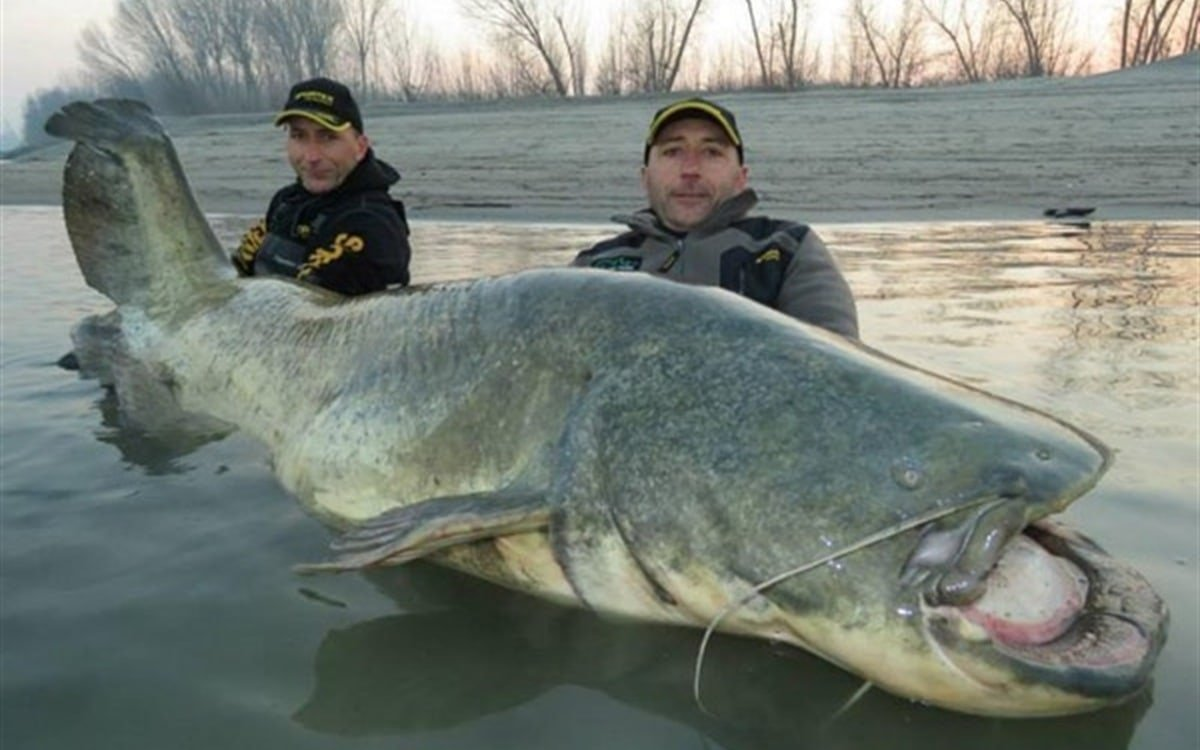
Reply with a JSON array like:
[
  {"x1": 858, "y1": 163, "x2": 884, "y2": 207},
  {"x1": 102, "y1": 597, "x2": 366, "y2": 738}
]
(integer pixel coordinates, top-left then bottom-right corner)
[{"x1": 44, "y1": 99, "x2": 233, "y2": 316}]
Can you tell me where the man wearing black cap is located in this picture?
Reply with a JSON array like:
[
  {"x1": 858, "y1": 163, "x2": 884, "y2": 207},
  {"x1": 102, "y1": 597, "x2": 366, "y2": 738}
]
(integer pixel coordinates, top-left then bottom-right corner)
[
  {"x1": 571, "y1": 97, "x2": 858, "y2": 338},
  {"x1": 232, "y1": 77, "x2": 411, "y2": 295}
]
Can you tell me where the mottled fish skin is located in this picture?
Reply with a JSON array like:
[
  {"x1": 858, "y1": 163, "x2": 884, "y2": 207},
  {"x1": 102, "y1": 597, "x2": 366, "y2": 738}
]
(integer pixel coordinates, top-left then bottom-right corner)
[{"x1": 48, "y1": 99, "x2": 1166, "y2": 718}]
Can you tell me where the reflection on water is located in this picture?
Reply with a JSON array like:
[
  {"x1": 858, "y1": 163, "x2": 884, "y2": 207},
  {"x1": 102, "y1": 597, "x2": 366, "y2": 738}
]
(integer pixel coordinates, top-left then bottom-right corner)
[
  {"x1": 2, "y1": 208, "x2": 1197, "y2": 750},
  {"x1": 826, "y1": 222, "x2": 1198, "y2": 443},
  {"x1": 89, "y1": 387, "x2": 233, "y2": 476}
]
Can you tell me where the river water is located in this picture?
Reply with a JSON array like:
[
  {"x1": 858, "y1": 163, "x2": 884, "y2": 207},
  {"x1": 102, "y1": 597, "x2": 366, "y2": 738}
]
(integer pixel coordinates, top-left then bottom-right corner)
[{"x1": 1, "y1": 206, "x2": 1196, "y2": 749}]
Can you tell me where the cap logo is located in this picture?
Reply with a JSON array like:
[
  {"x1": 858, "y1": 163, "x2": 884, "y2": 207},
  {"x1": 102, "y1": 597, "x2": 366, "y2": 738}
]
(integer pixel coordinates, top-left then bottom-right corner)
[{"x1": 296, "y1": 90, "x2": 335, "y2": 107}]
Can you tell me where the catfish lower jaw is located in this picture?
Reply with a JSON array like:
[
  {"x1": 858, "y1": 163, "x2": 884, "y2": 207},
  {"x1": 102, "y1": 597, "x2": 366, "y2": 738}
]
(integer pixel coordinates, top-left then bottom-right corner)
[{"x1": 924, "y1": 520, "x2": 1168, "y2": 701}]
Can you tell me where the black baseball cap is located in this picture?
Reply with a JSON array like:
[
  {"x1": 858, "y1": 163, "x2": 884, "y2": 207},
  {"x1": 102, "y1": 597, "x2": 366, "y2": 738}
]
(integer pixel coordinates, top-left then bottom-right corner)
[
  {"x1": 644, "y1": 97, "x2": 743, "y2": 164},
  {"x1": 274, "y1": 77, "x2": 364, "y2": 133}
]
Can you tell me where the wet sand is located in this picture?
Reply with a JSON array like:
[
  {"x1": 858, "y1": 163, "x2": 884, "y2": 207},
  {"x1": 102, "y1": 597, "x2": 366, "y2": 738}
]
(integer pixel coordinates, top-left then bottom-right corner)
[{"x1": 1, "y1": 53, "x2": 1197, "y2": 225}]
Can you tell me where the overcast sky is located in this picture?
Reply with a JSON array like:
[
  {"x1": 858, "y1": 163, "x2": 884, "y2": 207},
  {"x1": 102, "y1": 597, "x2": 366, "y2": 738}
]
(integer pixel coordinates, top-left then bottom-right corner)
[
  {"x1": 1, "y1": 0, "x2": 1115, "y2": 141},
  {"x1": 2, "y1": 0, "x2": 117, "y2": 135}
]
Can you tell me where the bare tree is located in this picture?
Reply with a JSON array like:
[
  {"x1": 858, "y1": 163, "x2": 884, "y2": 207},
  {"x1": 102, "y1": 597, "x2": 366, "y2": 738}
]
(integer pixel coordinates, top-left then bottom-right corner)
[
  {"x1": 776, "y1": 0, "x2": 820, "y2": 87},
  {"x1": 920, "y1": 0, "x2": 1008, "y2": 81},
  {"x1": 838, "y1": 18, "x2": 871, "y2": 85},
  {"x1": 257, "y1": 0, "x2": 344, "y2": 89},
  {"x1": 218, "y1": 0, "x2": 267, "y2": 109},
  {"x1": 155, "y1": 0, "x2": 275, "y2": 108},
  {"x1": 257, "y1": 1, "x2": 305, "y2": 84},
  {"x1": 744, "y1": 0, "x2": 773, "y2": 86},
  {"x1": 112, "y1": 0, "x2": 198, "y2": 109},
  {"x1": 595, "y1": 6, "x2": 630, "y2": 95},
  {"x1": 77, "y1": 20, "x2": 142, "y2": 92},
  {"x1": 73, "y1": 0, "x2": 346, "y2": 114},
  {"x1": 449, "y1": 49, "x2": 490, "y2": 100},
  {"x1": 849, "y1": 0, "x2": 927, "y2": 87},
  {"x1": 625, "y1": 0, "x2": 707, "y2": 93},
  {"x1": 170, "y1": 0, "x2": 239, "y2": 107},
  {"x1": 494, "y1": 37, "x2": 559, "y2": 95},
  {"x1": 75, "y1": 2, "x2": 208, "y2": 113},
  {"x1": 296, "y1": 0, "x2": 345, "y2": 77},
  {"x1": 743, "y1": 0, "x2": 817, "y2": 88},
  {"x1": 380, "y1": 2, "x2": 440, "y2": 101},
  {"x1": 461, "y1": 0, "x2": 586, "y2": 96},
  {"x1": 1186, "y1": 0, "x2": 1200, "y2": 51},
  {"x1": 342, "y1": 0, "x2": 394, "y2": 97},
  {"x1": 1118, "y1": 0, "x2": 1200, "y2": 67},
  {"x1": 990, "y1": 0, "x2": 1081, "y2": 77},
  {"x1": 705, "y1": 41, "x2": 757, "y2": 91},
  {"x1": 552, "y1": 8, "x2": 588, "y2": 95}
]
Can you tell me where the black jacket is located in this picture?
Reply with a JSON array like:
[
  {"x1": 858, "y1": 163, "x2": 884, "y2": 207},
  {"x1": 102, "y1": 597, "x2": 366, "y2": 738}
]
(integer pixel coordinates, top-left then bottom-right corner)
[{"x1": 233, "y1": 150, "x2": 411, "y2": 295}]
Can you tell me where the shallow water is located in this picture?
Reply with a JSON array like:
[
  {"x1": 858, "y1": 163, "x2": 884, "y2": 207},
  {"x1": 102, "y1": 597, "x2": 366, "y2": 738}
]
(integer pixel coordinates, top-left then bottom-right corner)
[{"x1": 1, "y1": 206, "x2": 1197, "y2": 749}]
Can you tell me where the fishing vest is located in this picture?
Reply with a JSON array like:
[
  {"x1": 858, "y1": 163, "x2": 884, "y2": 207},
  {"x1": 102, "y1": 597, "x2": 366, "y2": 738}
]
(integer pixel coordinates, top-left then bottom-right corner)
[{"x1": 573, "y1": 190, "x2": 859, "y2": 339}]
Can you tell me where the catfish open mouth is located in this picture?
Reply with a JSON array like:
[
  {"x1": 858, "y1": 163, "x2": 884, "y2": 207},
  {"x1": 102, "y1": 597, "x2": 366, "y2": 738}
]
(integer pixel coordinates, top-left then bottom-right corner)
[{"x1": 923, "y1": 519, "x2": 1169, "y2": 698}]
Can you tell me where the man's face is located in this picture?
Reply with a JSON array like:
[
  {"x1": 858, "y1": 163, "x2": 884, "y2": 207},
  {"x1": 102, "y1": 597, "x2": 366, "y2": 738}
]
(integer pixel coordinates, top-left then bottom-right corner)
[
  {"x1": 641, "y1": 117, "x2": 748, "y2": 232},
  {"x1": 284, "y1": 117, "x2": 369, "y2": 194}
]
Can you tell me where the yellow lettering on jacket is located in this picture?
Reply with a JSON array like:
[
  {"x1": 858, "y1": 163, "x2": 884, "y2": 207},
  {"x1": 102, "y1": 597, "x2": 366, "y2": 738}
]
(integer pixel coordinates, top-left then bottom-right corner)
[
  {"x1": 297, "y1": 233, "x2": 366, "y2": 279},
  {"x1": 756, "y1": 248, "x2": 782, "y2": 264},
  {"x1": 236, "y1": 219, "x2": 267, "y2": 265}
]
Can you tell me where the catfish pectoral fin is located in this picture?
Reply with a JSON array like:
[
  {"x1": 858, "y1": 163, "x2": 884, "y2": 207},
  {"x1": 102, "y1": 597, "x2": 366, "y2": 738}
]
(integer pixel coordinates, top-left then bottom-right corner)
[{"x1": 294, "y1": 490, "x2": 554, "y2": 575}]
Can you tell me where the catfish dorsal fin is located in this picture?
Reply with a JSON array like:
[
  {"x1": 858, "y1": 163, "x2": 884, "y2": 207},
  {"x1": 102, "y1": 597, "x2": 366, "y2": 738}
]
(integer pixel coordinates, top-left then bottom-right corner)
[{"x1": 295, "y1": 490, "x2": 553, "y2": 574}]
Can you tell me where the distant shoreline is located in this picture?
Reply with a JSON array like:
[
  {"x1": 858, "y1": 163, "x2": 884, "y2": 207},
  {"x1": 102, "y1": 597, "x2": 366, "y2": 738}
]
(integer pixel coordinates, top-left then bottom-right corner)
[{"x1": 3, "y1": 54, "x2": 1197, "y2": 226}]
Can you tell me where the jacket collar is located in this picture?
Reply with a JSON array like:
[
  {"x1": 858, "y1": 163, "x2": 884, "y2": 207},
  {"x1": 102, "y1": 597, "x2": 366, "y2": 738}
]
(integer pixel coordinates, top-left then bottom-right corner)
[{"x1": 613, "y1": 188, "x2": 759, "y2": 240}]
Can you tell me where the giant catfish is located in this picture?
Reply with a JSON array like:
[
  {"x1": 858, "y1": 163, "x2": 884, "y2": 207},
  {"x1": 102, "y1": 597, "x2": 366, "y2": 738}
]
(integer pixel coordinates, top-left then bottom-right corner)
[{"x1": 45, "y1": 99, "x2": 1167, "y2": 717}]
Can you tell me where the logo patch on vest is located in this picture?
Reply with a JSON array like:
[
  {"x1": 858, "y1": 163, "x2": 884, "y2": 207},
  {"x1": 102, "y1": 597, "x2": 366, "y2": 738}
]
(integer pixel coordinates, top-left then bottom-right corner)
[
  {"x1": 592, "y1": 256, "x2": 642, "y2": 271},
  {"x1": 756, "y1": 247, "x2": 782, "y2": 264}
]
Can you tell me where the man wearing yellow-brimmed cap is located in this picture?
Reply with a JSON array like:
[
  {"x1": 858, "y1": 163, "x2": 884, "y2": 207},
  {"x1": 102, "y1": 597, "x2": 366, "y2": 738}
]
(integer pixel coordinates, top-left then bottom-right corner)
[
  {"x1": 231, "y1": 77, "x2": 411, "y2": 295},
  {"x1": 572, "y1": 97, "x2": 858, "y2": 338}
]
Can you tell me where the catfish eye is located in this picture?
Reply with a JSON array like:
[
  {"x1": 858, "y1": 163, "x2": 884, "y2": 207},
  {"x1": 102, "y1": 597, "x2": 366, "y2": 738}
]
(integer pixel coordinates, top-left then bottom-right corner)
[{"x1": 891, "y1": 459, "x2": 925, "y2": 490}]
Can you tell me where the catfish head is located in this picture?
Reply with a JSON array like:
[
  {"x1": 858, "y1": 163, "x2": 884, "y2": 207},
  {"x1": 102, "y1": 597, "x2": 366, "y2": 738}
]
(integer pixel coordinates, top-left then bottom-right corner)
[{"x1": 550, "y1": 311, "x2": 1168, "y2": 717}]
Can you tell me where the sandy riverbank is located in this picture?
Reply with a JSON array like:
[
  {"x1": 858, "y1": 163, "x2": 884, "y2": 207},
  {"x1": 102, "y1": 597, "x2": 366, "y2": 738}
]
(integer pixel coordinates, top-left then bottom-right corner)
[{"x1": 2, "y1": 53, "x2": 1197, "y2": 225}]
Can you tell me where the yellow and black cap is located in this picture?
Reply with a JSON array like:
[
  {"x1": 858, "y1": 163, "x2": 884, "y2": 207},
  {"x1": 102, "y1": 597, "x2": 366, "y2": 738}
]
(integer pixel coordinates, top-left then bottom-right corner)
[
  {"x1": 274, "y1": 77, "x2": 364, "y2": 133},
  {"x1": 644, "y1": 97, "x2": 743, "y2": 164}
]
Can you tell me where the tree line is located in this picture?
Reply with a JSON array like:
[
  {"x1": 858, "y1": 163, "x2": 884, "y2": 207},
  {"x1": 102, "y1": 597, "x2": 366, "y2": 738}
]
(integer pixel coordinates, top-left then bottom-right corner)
[{"x1": 19, "y1": 0, "x2": 1199, "y2": 146}]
